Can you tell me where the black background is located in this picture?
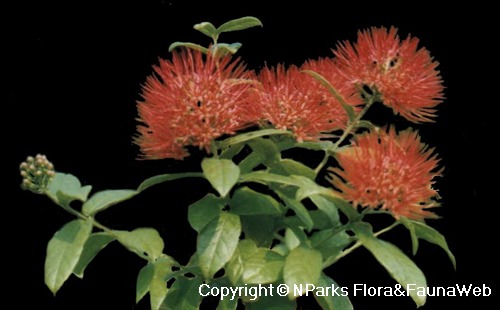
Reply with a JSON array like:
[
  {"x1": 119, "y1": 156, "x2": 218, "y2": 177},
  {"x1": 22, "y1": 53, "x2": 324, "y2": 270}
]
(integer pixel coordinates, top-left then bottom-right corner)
[{"x1": 5, "y1": 1, "x2": 496, "y2": 309}]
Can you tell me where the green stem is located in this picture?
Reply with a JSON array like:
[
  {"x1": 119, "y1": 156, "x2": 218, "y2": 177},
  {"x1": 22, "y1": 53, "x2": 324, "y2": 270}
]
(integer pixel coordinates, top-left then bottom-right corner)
[
  {"x1": 314, "y1": 151, "x2": 330, "y2": 174},
  {"x1": 59, "y1": 203, "x2": 88, "y2": 220},
  {"x1": 59, "y1": 203, "x2": 112, "y2": 233},
  {"x1": 273, "y1": 232, "x2": 286, "y2": 243},
  {"x1": 58, "y1": 202, "x2": 153, "y2": 261},
  {"x1": 210, "y1": 141, "x2": 219, "y2": 158},
  {"x1": 373, "y1": 222, "x2": 400, "y2": 237},
  {"x1": 315, "y1": 97, "x2": 376, "y2": 173},
  {"x1": 331, "y1": 97, "x2": 376, "y2": 152}
]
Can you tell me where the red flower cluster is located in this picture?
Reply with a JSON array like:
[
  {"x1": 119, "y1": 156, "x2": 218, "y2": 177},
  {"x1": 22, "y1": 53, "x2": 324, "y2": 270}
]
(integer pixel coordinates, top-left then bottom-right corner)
[
  {"x1": 252, "y1": 59, "x2": 360, "y2": 141},
  {"x1": 135, "y1": 27, "x2": 444, "y2": 161},
  {"x1": 329, "y1": 127, "x2": 442, "y2": 220},
  {"x1": 136, "y1": 50, "x2": 258, "y2": 159},
  {"x1": 334, "y1": 27, "x2": 444, "y2": 122}
]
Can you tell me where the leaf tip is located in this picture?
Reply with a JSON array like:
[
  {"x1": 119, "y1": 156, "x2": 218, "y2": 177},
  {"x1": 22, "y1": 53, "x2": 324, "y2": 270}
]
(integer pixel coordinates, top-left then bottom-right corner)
[
  {"x1": 168, "y1": 42, "x2": 178, "y2": 52},
  {"x1": 74, "y1": 272, "x2": 84, "y2": 279}
]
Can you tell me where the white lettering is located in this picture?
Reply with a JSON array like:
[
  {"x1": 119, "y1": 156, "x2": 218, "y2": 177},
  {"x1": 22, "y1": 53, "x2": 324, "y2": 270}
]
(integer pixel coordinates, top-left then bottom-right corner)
[
  {"x1": 455, "y1": 284, "x2": 472, "y2": 296},
  {"x1": 199, "y1": 283, "x2": 210, "y2": 297}
]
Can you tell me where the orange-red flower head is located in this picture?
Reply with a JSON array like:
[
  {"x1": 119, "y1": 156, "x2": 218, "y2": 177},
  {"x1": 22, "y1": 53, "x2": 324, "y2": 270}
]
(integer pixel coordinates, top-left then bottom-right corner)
[
  {"x1": 334, "y1": 27, "x2": 444, "y2": 123},
  {"x1": 253, "y1": 59, "x2": 360, "y2": 141},
  {"x1": 136, "y1": 49, "x2": 258, "y2": 159},
  {"x1": 329, "y1": 127, "x2": 442, "y2": 220}
]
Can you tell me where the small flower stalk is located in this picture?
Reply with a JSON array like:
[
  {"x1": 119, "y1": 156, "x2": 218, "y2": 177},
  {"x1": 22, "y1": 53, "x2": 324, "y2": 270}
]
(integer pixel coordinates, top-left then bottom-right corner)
[{"x1": 20, "y1": 154, "x2": 55, "y2": 194}]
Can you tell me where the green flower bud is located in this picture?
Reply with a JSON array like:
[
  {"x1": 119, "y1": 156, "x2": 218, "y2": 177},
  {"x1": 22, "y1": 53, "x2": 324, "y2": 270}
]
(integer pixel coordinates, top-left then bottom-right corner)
[{"x1": 20, "y1": 154, "x2": 55, "y2": 194}]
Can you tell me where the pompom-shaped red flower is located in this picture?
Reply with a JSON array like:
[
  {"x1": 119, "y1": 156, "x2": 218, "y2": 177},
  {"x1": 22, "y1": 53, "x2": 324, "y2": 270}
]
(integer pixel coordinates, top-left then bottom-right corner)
[
  {"x1": 136, "y1": 50, "x2": 258, "y2": 159},
  {"x1": 253, "y1": 59, "x2": 359, "y2": 141},
  {"x1": 334, "y1": 27, "x2": 444, "y2": 123},
  {"x1": 329, "y1": 127, "x2": 442, "y2": 220},
  {"x1": 301, "y1": 56, "x2": 363, "y2": 114}
]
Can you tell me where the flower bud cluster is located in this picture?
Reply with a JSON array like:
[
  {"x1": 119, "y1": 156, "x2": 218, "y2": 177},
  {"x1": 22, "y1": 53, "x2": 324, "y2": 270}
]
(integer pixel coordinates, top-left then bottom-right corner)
[{"x1": 20, "y1": 154, "x2": 55, "y2": 194}]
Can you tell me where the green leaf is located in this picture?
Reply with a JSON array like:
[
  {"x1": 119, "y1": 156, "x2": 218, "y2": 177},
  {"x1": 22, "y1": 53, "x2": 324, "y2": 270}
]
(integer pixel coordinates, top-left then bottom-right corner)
[
  {"x1": 136, "y1": 257, "x2": 175, "y2": 308},
  {"x1": 136, "y1": 263, "x2": 155, "y2": 304},
  {"x1": 238, "y1": 152, "x2": 266, "y2": 174},
  {"x1": 237, "y1": 137, "x2": 281, "y2": 173},
  {"x1": 284, "y1": 228, "x2": 301, "y2": 251},
  {"x1": 240, "y1": 171, "x2": 299, "y2": 187},
  {"x1": 355, "y1": 120, "x2": 376, "y2": 130},
  {"x1": 230, "y1": 187, "x2": 282, "y2": 215},
  {"x1": 188, "y1": 194, "x2": 224, "y2": 233},
  {"x1": 310, "y1": 194, "x2": 341, "y2": 228},
  {"x1": 162, "y1": 276, "x2": 204, "y2": 310},
  {"x1": 353, "y1": 223, "x2": 427, "y2": 307},
  {"x1": 202, "y1": 158, "x2": 240, "y2": 198},
  {"x1": 279, "y1": 159, "x2": 314, "y2": 176},
  {"x1": 271, "y1": 243, "x2": 289, "y2": 256},
  {"x1": 217, "y1": 296, "x2": 239, "y2": 310},
  {"x1": 278, "y1": 193, "x2": 313, "y2": 231},
  {"x1": 325, "y1": 196, "x2": 360, "y2": 221},
  {"x1": 310, "y1": 229, "x2": 351, "y2": 264},
  {"x1": 220, "y1": 143, "x2": 245, "y2": 160},
  {"x1": 193, "y1": 21, "x2": 217, "y2": 38},
  {"x1": 198, "y1": 212, "x2": 241, "y2": 278},
  {"x1": 150, "y1": 257, "x2": 174, "y2": 310},
  {"x1": 315, "y1": 274, "x2": 353, "y2": 310},
  {"x1": 240, "y1": 215, "x2": 276, "y2": 247},
  {"x1": 168, "y1": 41, "x2": 209, "y2": 53},
  {"x1": 44, "y1": 219, "x2": 93, "y2": 294},
  {"x1": 294, "y1": 141, "x2": 335, "y2": 152},
  {"x1": 242, "y1": 249, "x2": 285, "y2": 284},
  {"x1": 273, "y1": 135, "x2": 297, "y2": 151},
  {"x1": 277, "y1": 159, "x2": 316, "y2": 180},
  {"x1": 73, "y1": 172, "x2": 204, "y2": 216},
  {"x1": 400, "y1": 217, "x2": 419, "y2": 255},
  {"x1": 226, "y1": 239, "x2": 258, "y2": 285},
  {"x1": 283, "y1": 210, "x2": 330, "y2": 230},
  {"x1": 138, "y1": 172, "x2": 203, "y2": 192},
  {"x1": 216, "y1": 129, "x2": 291, "y2": 149},
  {"x1": 82, "y1": 189, "x2": 137, "y2": 216},
  {"x1": 283, "y1": 247, "x2": 322, "y2": 300},
  {"x1": 73, "y1": 232, "x2": 115, "y2": 278},
  {"x1": 113, "y1": 228, "x2": 164, "y2": 261},
  {"x1": 309, "y1": 210, "x2": 336, "y2": 229},
  {"x1": 46, "y1": 173, "x2": 92, "y2": 206},
  {"x1": 411, "y1": 220, "x2": 456, "y2": 269},
  {"x1": 211, "y1": 42, "x2": 243, "y2": 56},
  {"x1": 292, "y1": 176, "x2": 334, "y2": 201},
  {"x1": 226, "y1": 250, "x2": 244, "y2": 285},
  {"x1": 302, "y1": 70, "x2": 356, "y2": 121},
  {"x1": 216, "y1": 16, "x2": 263, "y2": 34},
  {"x1": 150, "y1": 277, "x2": 167, "y2": 310},
  {"x1": 242, "y1": 172, "x2": 338, "y2": 208},
  {"x1": 248, "y1": 138, "x2": 281, "y2": 166},
  {"x1": 245, "y1": 294, "x2": 295, "y2": 310}
]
